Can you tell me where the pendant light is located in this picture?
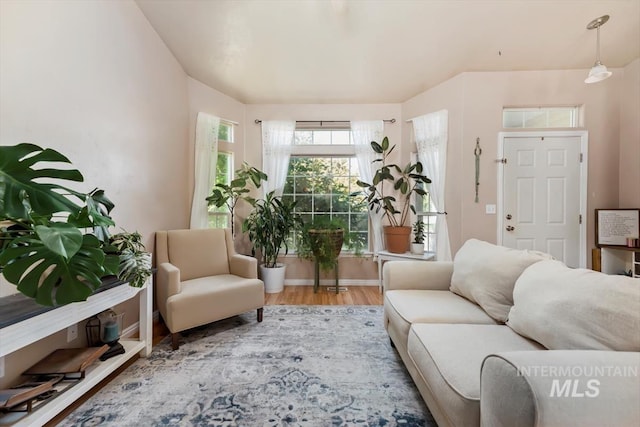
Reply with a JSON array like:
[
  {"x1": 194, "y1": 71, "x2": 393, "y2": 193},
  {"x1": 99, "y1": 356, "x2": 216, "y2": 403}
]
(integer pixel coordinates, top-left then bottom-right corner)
[{"x1": 585, "y1": 15, "x2": 612, "y2": 84}]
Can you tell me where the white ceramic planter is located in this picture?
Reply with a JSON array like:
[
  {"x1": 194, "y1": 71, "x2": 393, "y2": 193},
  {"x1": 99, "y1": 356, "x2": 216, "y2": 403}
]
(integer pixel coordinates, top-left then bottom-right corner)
[
  {"x1": 259, "y1": 263, "x2": 286, "y2": 293},
  {"x1": 411, "y1": 243, "x2": 425, "y2": 255}
]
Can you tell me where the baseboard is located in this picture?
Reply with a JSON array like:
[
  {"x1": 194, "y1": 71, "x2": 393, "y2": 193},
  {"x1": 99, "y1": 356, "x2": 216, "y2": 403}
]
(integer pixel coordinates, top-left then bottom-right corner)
[
  {"x1": 121, "y1": 310, "x2": 161, "y2": 338},
  {"x1": 284, "y1": 279, "x2": 379, "y2": 286}
]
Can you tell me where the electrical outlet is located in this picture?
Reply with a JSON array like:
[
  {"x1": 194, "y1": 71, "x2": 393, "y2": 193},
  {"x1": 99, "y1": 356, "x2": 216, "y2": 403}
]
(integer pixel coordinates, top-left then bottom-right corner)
[
  {"x1": 67, "y1": 324, "x2": 78, "y2": 342},
  {"x1": 485, "y1": 204, "x2": 496, "y2": 214},
  {"x1": 0, "y1": 356, "x2": 4, "y2": 378}
]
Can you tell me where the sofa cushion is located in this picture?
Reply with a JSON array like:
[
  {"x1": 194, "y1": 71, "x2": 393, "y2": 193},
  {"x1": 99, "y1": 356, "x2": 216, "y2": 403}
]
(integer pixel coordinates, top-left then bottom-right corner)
[
  {"x1": 384, "y1": 290, "x2": 497, "y2": 349},
  {"x1": 507, "y1": 260, "x2": 640, "y2": 351},
  {"x1": 407, "y1": 324, "x2": 542, "y2": 427},
  {"x1": 450, "y1": 239, "x2": 552, "y2": 322}
]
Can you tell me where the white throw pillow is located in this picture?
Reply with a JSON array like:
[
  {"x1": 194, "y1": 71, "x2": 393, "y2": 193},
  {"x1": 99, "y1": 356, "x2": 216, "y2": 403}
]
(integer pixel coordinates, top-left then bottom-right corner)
[
  {"x1": 450, "y1": 239, "x2": 552, "y2": 322},
  {"x1": 507, "y1": 260, "x2": 640, "y2": 351}
]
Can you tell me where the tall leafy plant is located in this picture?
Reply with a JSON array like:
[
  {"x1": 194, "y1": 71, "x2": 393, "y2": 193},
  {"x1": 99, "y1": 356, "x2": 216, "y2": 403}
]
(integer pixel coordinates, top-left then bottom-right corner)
[
  {"x1": 243, "y1": 191, "x2": 302, "y2": 268},
  {"x1": 0, "y1": 143, "x2": 148, "y2": 306},
  {"x1": 206, "y1": 162, "x2": 267, "y2": 236},
  {"x1": 354, "y1": 137, "x2": 431, "y2": 227}
]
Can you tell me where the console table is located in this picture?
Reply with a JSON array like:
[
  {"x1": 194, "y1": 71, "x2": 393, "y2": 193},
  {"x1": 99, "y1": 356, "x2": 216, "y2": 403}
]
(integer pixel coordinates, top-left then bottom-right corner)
[
  {"x1": 377, "y1": 250, "x2": 435, "y2": 291},
  {"x1": 0, "y1": 279, "x2": 152, "y2": 426}
]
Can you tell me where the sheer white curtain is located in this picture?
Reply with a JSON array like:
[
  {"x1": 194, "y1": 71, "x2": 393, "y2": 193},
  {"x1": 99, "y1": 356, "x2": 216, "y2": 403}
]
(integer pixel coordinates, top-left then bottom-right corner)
[
  {"x1": 262, "y1": 120, "x2": 295, "y2": 197},
  {"x1": 190, "y1": 112, "x2": 220, "y2": 229},
  {"x1": 351, "y1": 120, "x2": 385, "y2": 256},
  {"x1": 412, "y1": 110, "x2": 451, "y2": 261}
]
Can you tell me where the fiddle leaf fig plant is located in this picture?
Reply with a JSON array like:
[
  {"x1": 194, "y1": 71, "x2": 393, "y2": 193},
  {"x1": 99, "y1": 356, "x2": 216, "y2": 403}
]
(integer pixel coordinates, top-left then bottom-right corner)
[
  {"x1": 0, "y1": 143, "x2": 150, "y2": 306},
  {"x1": 206, "y1": 162, "x2": 267, "y2": 236}
]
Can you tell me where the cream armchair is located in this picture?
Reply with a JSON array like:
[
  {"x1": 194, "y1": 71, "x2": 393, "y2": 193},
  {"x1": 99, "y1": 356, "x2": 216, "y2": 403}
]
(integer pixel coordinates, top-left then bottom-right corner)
[{"x1": 155, "y1": 228, "x2": 264, "y2": 349}]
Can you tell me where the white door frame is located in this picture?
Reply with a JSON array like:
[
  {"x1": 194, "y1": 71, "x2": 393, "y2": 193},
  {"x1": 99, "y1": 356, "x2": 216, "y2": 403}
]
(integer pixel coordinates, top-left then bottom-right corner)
[{"x1": 497, "y1": 131, "x2": 589, "y2": 267}]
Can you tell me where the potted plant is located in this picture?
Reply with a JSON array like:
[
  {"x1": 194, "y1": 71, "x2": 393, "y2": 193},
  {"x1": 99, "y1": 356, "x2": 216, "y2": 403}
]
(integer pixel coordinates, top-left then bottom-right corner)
[
  {"x1": 0, "y1": 143, "x2": 152, "y2": 306},
  {"x1": 297, "y1": 216, "x2": 363, "y2": 293},
  {"x1": 411, "y1": 220, "x2": 425, "y2": 255},
  {"x1": 354, "y1": 137, "x2": 431, "y2": 253},
  {"x1": 243, "y1": 191, "x2": 302, "y2": 293},
  {"x1": 206, "y1": 162, "x2": 267, "y2": 236},
  {"x1": 107, "y1": 231, "x2": 152, "y2": 289},
  {"x1": 297, "y1": 216, "x2": 364, "y2": 270}
]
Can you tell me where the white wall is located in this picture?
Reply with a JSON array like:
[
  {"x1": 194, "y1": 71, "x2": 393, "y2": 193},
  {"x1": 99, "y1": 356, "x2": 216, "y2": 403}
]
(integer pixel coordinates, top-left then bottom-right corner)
[
  {"x1": 402, "y1": 68, "x2": 623, "y2": 262},
  {"x1": 619, "y1": 58, "x2": 640, "y2": 208},
  {"x1": 0, "y1": 0, "x2": 189, "y2": 386}
]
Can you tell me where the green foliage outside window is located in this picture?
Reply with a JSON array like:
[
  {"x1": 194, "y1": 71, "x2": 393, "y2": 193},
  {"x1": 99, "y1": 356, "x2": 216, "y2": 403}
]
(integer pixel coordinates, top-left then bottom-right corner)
[{"x1": 283, "y1": 156, "x2": 368, "y2": 251}]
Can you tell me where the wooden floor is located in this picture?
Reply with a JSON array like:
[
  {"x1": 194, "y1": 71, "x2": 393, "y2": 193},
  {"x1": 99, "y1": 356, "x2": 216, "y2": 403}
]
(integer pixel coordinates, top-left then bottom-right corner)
[{"x1": 265, "y1": 285, "x2": 382, "y2": 305}]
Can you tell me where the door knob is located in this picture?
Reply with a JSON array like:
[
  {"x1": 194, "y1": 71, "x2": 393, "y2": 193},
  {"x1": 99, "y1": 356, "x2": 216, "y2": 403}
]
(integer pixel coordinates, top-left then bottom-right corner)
[
  {"x1": 506, "y1": 226, "x2": 515, "y2": 231},
  {"x1": 506, "y1": 214, "x2": 512, "y2": 220}
]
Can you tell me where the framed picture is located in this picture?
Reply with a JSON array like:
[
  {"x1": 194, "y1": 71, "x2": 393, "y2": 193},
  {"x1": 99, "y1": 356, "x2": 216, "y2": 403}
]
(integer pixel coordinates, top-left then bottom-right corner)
[{"x1": 595, "y1": 209, "x2": 640, "y2": 247}]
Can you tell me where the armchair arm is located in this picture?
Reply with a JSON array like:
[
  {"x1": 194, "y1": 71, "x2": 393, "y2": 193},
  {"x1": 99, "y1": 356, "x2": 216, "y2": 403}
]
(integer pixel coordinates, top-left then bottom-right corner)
[
  {"x1": 383, "y1": 261, "x2": 453, "y2": 292},
  {"x1": 157, "y1": 262, "x2": 181, "y2": 303},
  {"x1": 229, "y1": 254, "x2": 258, "y2": 279},
  {"x1": 481, "y1": 350, "x2": 640, "y2": 427}
]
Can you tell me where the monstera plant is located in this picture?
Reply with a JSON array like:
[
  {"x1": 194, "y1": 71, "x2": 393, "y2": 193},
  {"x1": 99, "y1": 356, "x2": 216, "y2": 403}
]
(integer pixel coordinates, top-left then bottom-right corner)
[{"x1": 0, "y1": 143, "x2": 150, "y2": 306}]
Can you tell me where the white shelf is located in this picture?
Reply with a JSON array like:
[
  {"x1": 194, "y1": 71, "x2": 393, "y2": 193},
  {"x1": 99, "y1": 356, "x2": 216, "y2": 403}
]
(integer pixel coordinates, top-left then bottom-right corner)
[
  {"x1": 601, "y1": 246, "x2": 640, "y2": 278},
  {"x1": 0, "y1": 281, "x2": 152, "y2": 426}
]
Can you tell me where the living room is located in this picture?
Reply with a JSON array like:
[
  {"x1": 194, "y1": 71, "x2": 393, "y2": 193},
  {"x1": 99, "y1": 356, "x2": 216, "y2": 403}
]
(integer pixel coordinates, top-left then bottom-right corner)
[{"x1": 1, "y1": 1, "x2": 639, "y2": 426}]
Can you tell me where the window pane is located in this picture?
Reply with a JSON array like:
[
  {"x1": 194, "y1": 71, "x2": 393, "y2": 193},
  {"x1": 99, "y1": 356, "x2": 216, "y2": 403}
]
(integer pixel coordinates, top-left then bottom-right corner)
[
  {"x1": 503, "y1": 111, "x2": 523, "y2": 128},
  {"x1": 503, "y1": 107, "x2": 578, "y2": 128},
  {"x1": 287, "y1": 155, "x2": 369, "y2": 250},
  {"x1": 548, "y1": 109, "x2": 573, "y2": 127},
  {"x1": 295, "y1": 131, "x2": 312, "y2": 145},
  {"x1": 524, "y1": 110, "x2": 546, "y2": 128},
  {"x1": 218, "y1": 123, "x2": 233, "y2": 142},
  {"x1": 208, "y1": 214, "x2": 229, "y2": 229},
  {"x1": 313, "y1": 131, "x2": 331, "y2": 145},
  {"x1": 294, "y1": 129, "x2": 355, "y2": 146},
  {"x1": 332, "y1": 131, "x2": 351, "y2": 145},
  {"x1": 209, "y1": 152, "x2": 233, "y2": 229},
  {"x1": 296, "y1": 195, "x2": 313, "y2": 212}
]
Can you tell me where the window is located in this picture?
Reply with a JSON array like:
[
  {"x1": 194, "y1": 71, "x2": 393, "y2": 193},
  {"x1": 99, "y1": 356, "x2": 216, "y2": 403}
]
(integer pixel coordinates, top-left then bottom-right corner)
[
  {"x1": 281, "y1": 129, "x2": 369, "y2": 251},
  {"x1": 208, "y1": 122, "x2": 234, "y2": 229},
  {"x1": 502, "y1": 107, "x2": 580, "y2": 129},
  {"x1": 413, "y1": 154, "x2": 437, "y2": 253}
]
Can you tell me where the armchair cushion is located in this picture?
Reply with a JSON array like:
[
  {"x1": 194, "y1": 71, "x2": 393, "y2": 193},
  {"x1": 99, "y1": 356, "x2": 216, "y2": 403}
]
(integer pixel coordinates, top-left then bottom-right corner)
[
  {"x1": 166, "y1": 274, "x2": 264, "y2": 333},
  {"x1": 166, "y1": 229, "x2": 230, "y2": 281}
]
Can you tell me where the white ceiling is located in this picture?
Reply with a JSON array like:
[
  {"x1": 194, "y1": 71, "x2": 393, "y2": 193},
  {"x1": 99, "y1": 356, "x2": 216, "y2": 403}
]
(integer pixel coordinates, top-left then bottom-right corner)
[{"x1": 136, "y1": 0, "x2": 640, "y2": 104}]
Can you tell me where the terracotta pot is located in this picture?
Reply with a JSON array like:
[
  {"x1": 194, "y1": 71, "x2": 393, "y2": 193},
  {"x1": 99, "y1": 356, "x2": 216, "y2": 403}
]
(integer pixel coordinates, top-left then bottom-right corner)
[{"x1": 384, "y1": 226, "x2": 412, "y2": 253}]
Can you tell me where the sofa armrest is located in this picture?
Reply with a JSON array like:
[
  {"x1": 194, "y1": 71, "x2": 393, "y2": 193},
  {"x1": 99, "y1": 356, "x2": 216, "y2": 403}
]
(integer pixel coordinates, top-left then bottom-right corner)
[
  {"x1": 229, "y1": 254, "x2": 258, "y2": 279},
  {"x1": 383, "y1": 261, "x2": 453, "y2": 292},
  {"x1": 481, "y1": 350, "x2": 640, "y2": 427}
]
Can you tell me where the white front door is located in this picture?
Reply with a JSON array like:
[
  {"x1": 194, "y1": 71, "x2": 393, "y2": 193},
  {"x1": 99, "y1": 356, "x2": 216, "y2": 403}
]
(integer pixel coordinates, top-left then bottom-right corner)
[{"x1": 499, "y1": 132, "x2": 587, "y2": 267}]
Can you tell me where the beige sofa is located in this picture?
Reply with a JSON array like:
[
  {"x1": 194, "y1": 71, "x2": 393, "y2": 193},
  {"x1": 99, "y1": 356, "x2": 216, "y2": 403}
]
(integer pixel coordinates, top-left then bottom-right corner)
[{"x1": 383, "y1": 239, "x2": 640, "y2": 427}]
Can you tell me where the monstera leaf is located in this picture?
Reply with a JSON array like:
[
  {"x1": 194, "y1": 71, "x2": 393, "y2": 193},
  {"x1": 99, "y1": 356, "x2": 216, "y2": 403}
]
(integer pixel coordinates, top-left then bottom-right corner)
[
  {"x1": 68, "y1": 189, "x2": 115, "y2": 242},
  {"x1": 0, "y1": 143, "x2": 84, "y2": 220},
  {"x1": 0, "y1": 230, "x2": 115, "y2": 306}
]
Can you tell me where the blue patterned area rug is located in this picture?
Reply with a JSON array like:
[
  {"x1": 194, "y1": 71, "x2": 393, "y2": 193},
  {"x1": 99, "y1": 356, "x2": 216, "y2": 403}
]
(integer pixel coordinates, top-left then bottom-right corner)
[{"x1": 60, "y1": 305, "x2": 435, "y2": 426}]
